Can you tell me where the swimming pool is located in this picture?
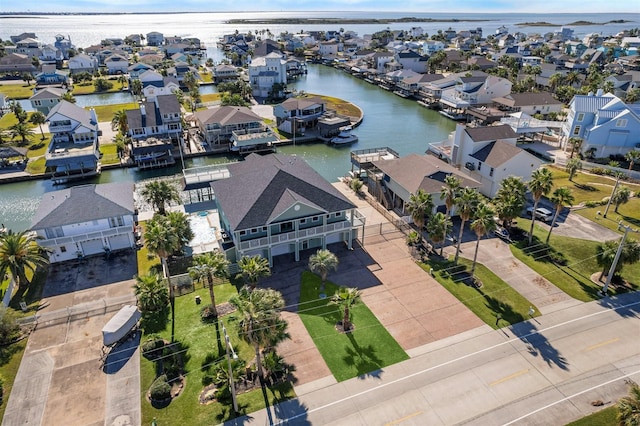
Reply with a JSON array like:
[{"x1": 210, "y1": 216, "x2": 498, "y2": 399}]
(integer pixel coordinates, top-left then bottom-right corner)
[{"x1": 188, "y1": 212, "x2": 219, "y2": 253}]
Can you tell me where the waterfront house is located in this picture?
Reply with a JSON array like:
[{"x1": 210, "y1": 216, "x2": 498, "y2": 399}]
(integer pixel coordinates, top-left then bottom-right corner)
[
  {"x1": 248, "y1": 52, "x2": 287, "y2": 98},
  {"x1": 29, "y1": 87, "x2": 66, "y2": 114},
  {"x1": 45, "y1": 101, "x2": 101, "y2": 182},
  {"x1": 68, "y1": 53, "x2": 98, "y2": 75},
  {"x1": 438, "y1": 72, "x2": 512, "y2": 113},
  {"x1": 104, "y1": 54, "x2": 129, "y2": 74},
  {"x1": 192, "y1": 105, "x2": 271, "y2": 150},
  {"x1": 34, "y1": 64, "x2": 68, "y2": 86},
  {"x1": 429, "y1": 124, "x2": 544, "y2": 197},
  {"x1": 492, "y1": 92, "x2": 563, "y2": 117},
  {"x1": 137, "y1": 53, "x2": 164, "y2": 68},
  {"x1": 38, "y1": 44, "x2": 63, "y2": 64},
  {"x1": 318, "y1": 40, "x2": 340, "y2": 59},
  {"x1": 212, "y1": 64, "x2": 239, "y2": 83},
  {"x1": 138, "y1": 70, "x2": 180, "y2": 101},
  {"x1": 210, "y1": 153, "x2": 364, "y2": 266},
  {"x1": 563, "y1": 91, "x2": 640, "y2": 157},
  {"x1": 127, "y1": 62, "x2": 153, "y2": 80},
  {"x1": 422, "y1": 40, "x2": 445, "y2": 56},
  {"x1": 394, "y1": 50, "x2": 429, "y2": 73},
  {"x1": 166, "y1": 62, "x2": 200, "y2": 86},
  {"x1": 125, "y1": 94, "x2": 182, "y2": 169},
  {"x1": 54, "y1": 34, "x2": 75, "y2": 60},
  {"x1": 31, "y1": 182, "x2": 136, "y2": 263},
  {"x1": 367, "y1": 153, "x2": 480, "y2": 214},
  {"x1": 146, "y1": 31, "x2": 164, "y2": 47},
  {"x1": 273, "y1": 97, "x2": 327, "y2": 133},
  {"x1": 0, "y1": 53, "x2": 37, "y2": 74}
]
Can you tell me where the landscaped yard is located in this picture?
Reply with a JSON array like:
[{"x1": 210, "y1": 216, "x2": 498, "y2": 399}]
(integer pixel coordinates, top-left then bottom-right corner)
[
  {"x1": 89, "y1": 103, "x2": 138, "y2": 122},
  {"x1": 139, "y1": 282, "x2": 295, "y2": 425},
  {"x1": 302, "y1": 93, "x2": 362, "y2": 119},
  {"x1": 99, "y1": 143, "x2": 120, "y2": 165},
  {"x1": 298, "y1": 272, "x2": 408, "y2": 382},
  {"x1": 564, "y1": 406, "x2": 617, "y2": 426},
  {"x1": 0, "y1": 340, "x2": 28, "y2": 420},
  {"x1": 510, "y1": 221, "x2": 639, "y2": 302},
  {"x1": 0, "y1": 83, "x2": 36, "y2": 99},
  {"x1": 419, "y1": 258, "x2": 538, "y2": 328},
  {"x1": 575, "y1": 198, "x2": 640, "y2": 232},
  {"x1": 200, "y1": 93, "x2": 221, "y2": 103}
]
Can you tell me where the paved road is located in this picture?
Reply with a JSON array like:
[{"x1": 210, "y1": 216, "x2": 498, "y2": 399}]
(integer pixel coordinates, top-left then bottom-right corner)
[{"x1": 226, "y1": 292, "x2": 640, "y2": 426}]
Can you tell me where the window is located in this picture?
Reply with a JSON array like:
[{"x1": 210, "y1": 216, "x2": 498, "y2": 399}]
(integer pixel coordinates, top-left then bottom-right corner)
[
  {"x1": 572, "y1": 126, "x2": 581, "y2": 136},
  {"x1": 616, "y1": 119, "x2": 628, "y2": 128},
  {"x1": 280, "y1": 222, "x2": 293, "y2": 233},
  {"x1": 60, "y1": 246, "x2": 67, "y2": 253},
  {"x1": 335, "y1": 212, "x2": 343, "y2": 217},
  {"x1": 239, "y1": 230, "x2": 246, "y2": 236},
  {"x1": 490, "y1": 167, "x2": 494, "y2": 177},
  {"x1": 300, "y1": 218, "x2": 307, "y2": 224},
  {"x1": 477, "y1": 162, "x2": 482, "y2": 171},
  {"x1": 577, "y1": 113, "x2": 585, "y2": 122},
  {"x1": 251, "y1": 228, "x2": 258, "y2": 234}
]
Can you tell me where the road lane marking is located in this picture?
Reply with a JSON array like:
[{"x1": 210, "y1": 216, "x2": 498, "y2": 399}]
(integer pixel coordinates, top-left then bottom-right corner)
[
  {"x1": 490, "y1": 369, "x2": 529, "y2": 386},
  {"x1": 384, "y1": 411, "x2": 423, "y2": 425},
  {"x1": 276, "y1": 298, "x2": 640, "y2": 425},
  {"x1": 586, "y1": 337, "x2": 619, "y2": 351}
]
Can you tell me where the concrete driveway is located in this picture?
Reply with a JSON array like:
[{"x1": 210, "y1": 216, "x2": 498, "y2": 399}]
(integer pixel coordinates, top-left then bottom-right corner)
[{"x1": 2, "y1": 252, "x2": 140, "y2": 426}]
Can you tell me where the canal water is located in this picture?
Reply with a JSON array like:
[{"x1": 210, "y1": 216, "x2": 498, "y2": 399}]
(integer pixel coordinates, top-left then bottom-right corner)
[{"x1": 1, "y1": 64, "x2": 456, "y2": 232}]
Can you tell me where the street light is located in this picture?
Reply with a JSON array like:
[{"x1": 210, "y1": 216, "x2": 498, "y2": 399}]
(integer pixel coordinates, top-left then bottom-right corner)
[
  {"x1": 221, "y1": 324, "x2": 239, "y2": 415},
  {"x1": 600, "y1": 222, "x2": 640, "y2": 296}
]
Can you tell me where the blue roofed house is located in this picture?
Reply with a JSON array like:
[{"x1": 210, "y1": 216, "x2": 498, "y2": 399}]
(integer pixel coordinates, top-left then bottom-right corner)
[
  {"x1": 35, "y1": 64, "x2": 68, "y2": 86},
  {"x1": 210, "y1": 153, "x2": 365, "y2": 266},
  {"x1": 30, "y1": 182, "x2": 136, "y2": 263},
  {"x1": 45, "y1": 100, "x2": 101, "y2": 182},
  {"x1": 563, "y1": 91, "x2": 640, "y2": 157}
]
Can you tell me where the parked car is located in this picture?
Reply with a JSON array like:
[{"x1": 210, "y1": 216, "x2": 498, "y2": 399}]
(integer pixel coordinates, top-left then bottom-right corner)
[{"x1": 526, "y1": 207, "x2": 553, "y2": 222}]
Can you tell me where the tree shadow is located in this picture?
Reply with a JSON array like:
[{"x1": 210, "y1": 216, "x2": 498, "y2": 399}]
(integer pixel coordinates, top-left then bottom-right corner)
[
  {"x1": 509, "y1": 321, "x2": 570, "y2": 371},
  {"x1": 0, "y1": 341, "x2": 24, "y2": 366},
  {"x1": 480, "y1": 290, "x2": 526, "y2": 326},
  {"x1": 596, "y1": 292, "x2": 640, "y2": 319},
  {"x1": 573, "y1": 183, "x2": 597, "y2": 191},
  {"x1": 272, "y1": 397, "x2": 310, "y2": 425},
  {"x1": 343, "y1": 332, "x2": 384, "y2": 380}
]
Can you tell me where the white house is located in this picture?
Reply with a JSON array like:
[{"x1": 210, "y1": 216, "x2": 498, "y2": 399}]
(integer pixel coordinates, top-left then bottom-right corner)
[
  {"x1": 31, "y1": 183, "x2": 136, "y2": 263},
  {"x1": 248, "y1": 52, "x2": 287, "y2": 98},
  {"x1": 439, "y1": 72, "x2": 513, "y2": 110},
  {"x1": 68, "y1": 53, "x2": 98, "y2": 75},
  {"x1": 318, "y1": 40, "x2": 340, "y2": 58},
  {"x1": 104, "y1": 54, "x2": 129, "y2": 74},
  {"x1": 138, "y1": 70, "x2": 180, "y2": 101}
]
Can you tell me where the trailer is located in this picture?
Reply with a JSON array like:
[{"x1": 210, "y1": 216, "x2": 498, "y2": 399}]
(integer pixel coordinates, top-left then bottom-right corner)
[{"x1": 100, "y1": 305, "x2": 141, "y2": 365}]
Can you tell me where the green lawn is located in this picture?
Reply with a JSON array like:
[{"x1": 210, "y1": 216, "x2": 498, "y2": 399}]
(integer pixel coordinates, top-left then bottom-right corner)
[
  {"x1": 89, "y1": 103, "x2": 138, "y2": 122},
  {"x1": 302, "y1": 93, "x2": 362, "y2": 118},
  {"x1": 565, "y1": 406, "x2": 617, "y2": 425},
  {"x1": 25, "y1": 157, "x2": 46, "y2": 175},
  {"x1": 298, "y1": 272, "x2": 408, "y2": 382},
  {"x1": 201, "y1": 93, "x2": 221, "y2": 103},
  {"x1": 72, "y1": 83, "x2": 123, "y2": 96},
  {"x1": 99, "y1": 143, "x2": 120, "y2": 165},
  {"x1": 0, "y1": 340, "x2": 28, "y2": 420},
  {"x1": 0, "y1": 83, "x2": 36, "y2": 99},
  {"x1": 136, "y1": 222, "x2": 161, "y2": 276},
  {"x1": 26, "y1": 140, "x2": 49, "y2": 158},
  {"x1": 139, "y1": 283, "x2": 295, "y2": 425},
  {"x1": 576, "y1": 198, "x2": 640, "y2": 232},
  {"x1": 510, "y1": 221, "x2": 638, "y2": 302},
  {"x1": 419, "y1": 258, "x2": 538, "y2": 328}
]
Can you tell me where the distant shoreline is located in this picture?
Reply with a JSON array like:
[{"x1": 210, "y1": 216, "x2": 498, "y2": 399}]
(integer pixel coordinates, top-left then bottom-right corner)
[
  {"x1": 225, "y1": 17, "x2": 488, "y2": 25},
  {"x1": 516, "y1": 19, "x2": 632, "y2": 26}
]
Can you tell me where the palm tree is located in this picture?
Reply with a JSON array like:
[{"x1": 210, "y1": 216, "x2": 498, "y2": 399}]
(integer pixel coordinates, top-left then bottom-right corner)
[
  {"x1": 454, "y1": 188, "x2": 479, "y2": 264},
  {"x1": 612, "y1": 186, "x2": 632, "y2": 213},
  {"x1": 188, "y1": 251, "x2": 229, "y2": 315},
  {"x1": 130, "y1": 79, "x2": 143, "y2": 100},
  {"x1": 111, "y1": 109, "x2": 129, "y2": 135},
  {"x1": 565, "y1": 158, "x2": 583, "y2": 182},
  {"x1": 427, "y1": 212, "x2": 451, "y2": 256},
  {"x1": 440, "y1": 174, "x2": 460, "y2": 250},
  {"x1": 494, "y1": 176, "x2": 526, "y2": 230},
  {"x1": 567, "y1": 137, "x2": 583, "y2": 159},
  {"x1": 548, "y1": 72, "x2": 564, "y2": 91},
  {"x1": 625, "y1": 88, "x2": 640, "y2": 104},
  {"x1": 0, "y1": 230, "x2": 49, "y2": 306},
  {"x1": 165, "y1": 211, "x2": 194, "y2": 249},
  {"x1": 62, "y1": 91, "x2": 76, "y2": 103},
  {"x1": 625, "y1": 149, "x2": 640, "y2": 171},
  {"x1": 229, "y1": 287, "x2": 287, "y2": 380},
  {"x1": 329, "y1": 286, "x2": 361, "y2": 332},
  {"x1": 596, "y1": 240, "x2": 620, "y2": 281},
  {"x1": 29, "y1": 111, "x2": 47, "y2": 140},
  {"x1": 133, "y1": 273, "x2": 169, "y2": 313},
  {"x1": 308, "y1": 249, "x2": 338, "y2": 294},
  {"x1": 236, "y1": 255, "x2": 271, "y2": 290},
  {"x1": 9, "y1": 122, "x2": 34, "y2": 145},
  {"x1": 144, "y1": 216, "x2": 181, "y2": 342},
  {"x1": 617, "y1": 382, "x2": 640, "y2": 426},
  {"x1": 405, "y1": 189, "x2": 433, "y2": 231},
  {"x1": 140, "y1": 180, "x2": 181, "y2": 215},
  {"x1": 527, "y1": 168, "x2": 554, "y2": 245},
  {"x1": 546, "y1": 187, "x2": 574, "y2": 244},
  {"x1": 470, "y1": 203, "x2": 496, "y2": 276}
]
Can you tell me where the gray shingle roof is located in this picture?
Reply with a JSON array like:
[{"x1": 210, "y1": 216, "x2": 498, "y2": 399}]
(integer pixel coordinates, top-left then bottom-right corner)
[
  {"x1": 193, "y1": 106, "x2": 261, "y2": 126},
  {"x1": 46, "y1": 100, "x2": 96, "y2": 127},
  {"x1": 31, "y1": 182, "x2": 134, "y2": 229},
  {"x1": 470, "y1": 140, "x2": 524, "y2": 167},
  {"x1": 464, "y1": 125, "x2": 518, "y2": 142},
  {"x1": 211, "y1": 154, "x2": 355, "y2": 230}
]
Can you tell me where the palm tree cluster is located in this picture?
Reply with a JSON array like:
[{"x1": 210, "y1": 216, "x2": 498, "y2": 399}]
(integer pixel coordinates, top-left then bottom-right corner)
[
  {"x1": 617, "y1": 381, "x2": 640, "y2": 425},
  {"x1": 0, "y1": 230, "x2": 49, "y2": 306},
  {"x1": 596, "y1": 238, "x2": 640, "y2": 282},
  {"x1": 7, "y1": 102, "x2": 35, "y2": 146},
  {"x1": 140, "y1": 180, "x2": 182, "y2": 215}
]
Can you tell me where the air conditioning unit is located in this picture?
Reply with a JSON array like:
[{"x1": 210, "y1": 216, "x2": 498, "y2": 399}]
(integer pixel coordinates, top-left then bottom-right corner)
[{"x1": 465, "y1": 162, "x2": 475, "y2": 171}]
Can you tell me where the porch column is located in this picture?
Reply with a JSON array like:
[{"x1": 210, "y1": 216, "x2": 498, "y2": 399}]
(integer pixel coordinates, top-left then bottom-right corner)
[{"x1": 294, "y1": 242, "x2": 300, "y2": 262}]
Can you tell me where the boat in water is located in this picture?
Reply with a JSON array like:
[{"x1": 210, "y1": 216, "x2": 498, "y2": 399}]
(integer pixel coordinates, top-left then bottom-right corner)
[{"x1": 330, "y1": 126, "x2": 358, "y2": 145}]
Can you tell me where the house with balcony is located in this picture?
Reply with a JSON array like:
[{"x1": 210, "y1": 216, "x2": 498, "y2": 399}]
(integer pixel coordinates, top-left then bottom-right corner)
[
  {"x1": 104, "y1": 54, "x2": 129, "y2": 74},
  {"x1": 562, "y1": 91, "x2": 640, "y2": 157},
  {"x1": 192, "y1": 105, "x2": 269, "y2": 150},
  {"x1": 492, "y1": 92, "x2": 563, "y2": 117},
  {"x1": 0, "y1": 53, "x2": 37, "y2": 74},
  {"x1": 437, "y1": 72, "x2": 512, "y2": 117},
  {"x1": 394, "y1": 50, "x2": 429, "y2": 73},
  {"x1": 35, "y1": 64, "x2": 68, "y2": 86},
  {"x1": 367, "y1": 153, "x2": 480, "y2": 214},
  {"x1": 125, "y1": 94, "x2": 182, "y2": 169},
  {"x1": 273, "y1": 96, "x2": 327, "y2": 134},
  {"x1": 30, "y1": 87, "x2": 66, "y2": 114},
  {"x1": 210, "y1": 153, "x2": 365, "y2": 266},
  {"x1": 30, "y1": 182, "x2": 136, "y2": 263},
  {"x1": 428, "y1": 124, "x2": 544, "y2": 197},
  {"x1": 146, "y1": 31, "x2": 164, "y2": 47},
  {"x1": 127, "y1": 62, "x2": 153, "y2": 79},
  {"x1": 248, "y1": 52, "x2": 287, "y2": 98},
  {"x1": 45, "y1": 101, "x2": 101, "y2": 182},
  {"x1": 54, "y1": 34, "x2": 75, "y2": 60},
  {"x1": 68, "y1": 53, "x2": 98, "y2": 75},
  {"x1": 212, "y1": 64, "x2": 239, "y2": 83},
  {"x1": 138, "y1": 70, "x2": 180, "y2": 101}
]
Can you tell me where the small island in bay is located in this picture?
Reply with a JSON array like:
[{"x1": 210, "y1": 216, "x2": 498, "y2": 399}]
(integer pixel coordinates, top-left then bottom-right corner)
[
  {"x1": 226, "y1": 17, "x2": 488, "y2": 25},
  {"x1": 516, "y1": 19, "x2": 632, "y2": 26}
]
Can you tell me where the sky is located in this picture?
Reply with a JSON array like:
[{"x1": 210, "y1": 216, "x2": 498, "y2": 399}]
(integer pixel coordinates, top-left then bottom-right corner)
[{"x1": 0, "y1": 0, "x2": 636, "y2": 14}]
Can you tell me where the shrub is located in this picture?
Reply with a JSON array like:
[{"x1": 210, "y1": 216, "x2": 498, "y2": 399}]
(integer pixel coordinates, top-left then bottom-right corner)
[
  {"x1": 141, "y1": 336, "x2": 165, "y2": 360},
  {"x1": 149, "y1": 375, "x2": 171, "y2": 401},
  {"x1": 0, "y1": 307, "x2": 21, "y2": 345},
  {"x1": 200, "y1": 304, "x2": 217, "y2": 323},
  {"x1": 202, "y1": 374, "x2": 215, "y2": 386},
  {"x1": 591, "y1": 167, "x2": 607, "y2": 175}
]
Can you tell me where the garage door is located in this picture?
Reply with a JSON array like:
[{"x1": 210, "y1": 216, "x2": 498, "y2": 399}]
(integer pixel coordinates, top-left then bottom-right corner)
[
  {"x1": 109, "y1": 234, "x2": 131, "y2": 250},
  {"x1": 271, "y1": 243, "x2": 292, "y2": 257},
  {"x1": 81, "y1": 239, "x2": 105, "y2": 256}
]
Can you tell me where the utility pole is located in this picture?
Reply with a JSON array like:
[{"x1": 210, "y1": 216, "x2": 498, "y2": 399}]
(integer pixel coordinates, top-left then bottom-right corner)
[
  {"x1": 603, "y1": 173, "x2": 621, "y2": 218},
  {"x1": 221, "y1": 324, "x2": 239, "y2": 415},
  {"x1": 600, "y1": 223, "x2": 639, "y2": 295}
]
